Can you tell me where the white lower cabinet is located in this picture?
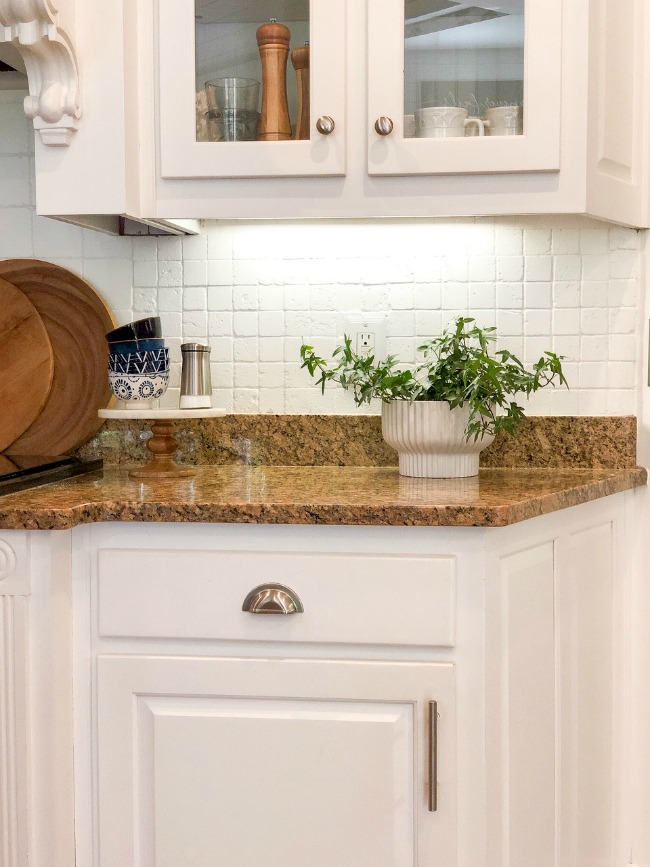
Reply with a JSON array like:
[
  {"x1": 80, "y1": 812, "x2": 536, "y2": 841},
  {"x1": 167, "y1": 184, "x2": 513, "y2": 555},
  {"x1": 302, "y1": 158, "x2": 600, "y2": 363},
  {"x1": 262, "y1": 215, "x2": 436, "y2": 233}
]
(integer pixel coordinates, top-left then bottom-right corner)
[
  {"x1": 97, "y1": 655, "x2": 455, "y2": 867},
  {"x1": 0, "y1": 492, "x2": 637, "y2": 867},
  {"x1": 89, "y1": 534, "x2": 459, "y2": 866}
]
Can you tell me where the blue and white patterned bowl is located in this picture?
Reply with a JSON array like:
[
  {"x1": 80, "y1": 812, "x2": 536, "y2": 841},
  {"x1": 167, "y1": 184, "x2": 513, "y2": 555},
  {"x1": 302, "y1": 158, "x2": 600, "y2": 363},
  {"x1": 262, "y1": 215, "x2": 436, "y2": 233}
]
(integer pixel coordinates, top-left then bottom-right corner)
[
  {"x1": 107, "y1": 345, "x2": 170, "y2": 408},
  {"x1": 108, "y1": 370, "x2": 170, "y2": 407},
  {"x1": 108, "y1": 347, "x2": 170, "y2": 375},
  {"x1": 107, "y1": 337, "x2": 166, "y2": 355}
]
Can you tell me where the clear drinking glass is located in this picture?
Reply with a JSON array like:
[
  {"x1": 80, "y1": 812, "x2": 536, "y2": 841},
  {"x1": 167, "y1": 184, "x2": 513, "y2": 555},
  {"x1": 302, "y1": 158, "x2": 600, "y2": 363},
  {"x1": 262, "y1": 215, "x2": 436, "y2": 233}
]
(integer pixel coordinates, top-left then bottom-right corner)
[
  {"x1": 204, "y1": 77, "x2": 260, "y2": 141},
  {"x1": 205, "y1": 77, "x2": 261, "y2": 112},
  {"x1": 404, "y1": 0, "x2": 524, "y2": 139},
  {"x1": 205, "y1": 109, "x2": 260, "y2": 142}
]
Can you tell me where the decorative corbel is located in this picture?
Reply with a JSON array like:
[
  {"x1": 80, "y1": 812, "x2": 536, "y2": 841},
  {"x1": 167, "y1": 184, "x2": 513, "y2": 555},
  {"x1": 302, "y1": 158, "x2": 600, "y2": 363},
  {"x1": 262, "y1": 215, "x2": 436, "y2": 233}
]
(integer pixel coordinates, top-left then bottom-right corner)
[{"x1": 0, "y1": 0, "x2": 81, "y2": 146}]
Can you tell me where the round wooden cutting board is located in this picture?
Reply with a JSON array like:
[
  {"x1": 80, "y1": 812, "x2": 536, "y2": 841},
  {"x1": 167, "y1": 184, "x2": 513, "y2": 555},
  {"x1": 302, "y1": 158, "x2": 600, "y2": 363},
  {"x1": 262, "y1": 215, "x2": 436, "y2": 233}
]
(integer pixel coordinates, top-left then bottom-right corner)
[
  {"x1": 0, "y1": 260, "x2": 116, "y2": 456},
  {"x1": 0, "y1": 277, "x2": 54, "y2": 452}
]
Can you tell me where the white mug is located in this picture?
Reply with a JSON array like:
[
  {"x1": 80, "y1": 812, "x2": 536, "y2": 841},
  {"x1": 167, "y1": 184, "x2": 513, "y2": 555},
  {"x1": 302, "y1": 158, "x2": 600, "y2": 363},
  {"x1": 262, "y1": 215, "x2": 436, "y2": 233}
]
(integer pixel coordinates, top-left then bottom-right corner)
[
  {"x1": 415, "y1": 106, "x2": 485, "y2": 138},
  {"x1": 484, "y1": 105, "x2": 522, "y2": 136},
  {"x1": 403, "y1": 114, "x2": 416, "y2": 138}
]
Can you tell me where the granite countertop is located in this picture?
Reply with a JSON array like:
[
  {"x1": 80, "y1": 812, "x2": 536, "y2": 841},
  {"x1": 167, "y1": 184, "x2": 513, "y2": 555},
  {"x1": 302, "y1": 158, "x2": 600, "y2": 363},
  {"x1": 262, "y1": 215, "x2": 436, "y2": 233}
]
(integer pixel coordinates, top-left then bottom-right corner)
[{"x1": 0, "y1": 464, "x2": 645, "y2": 531}]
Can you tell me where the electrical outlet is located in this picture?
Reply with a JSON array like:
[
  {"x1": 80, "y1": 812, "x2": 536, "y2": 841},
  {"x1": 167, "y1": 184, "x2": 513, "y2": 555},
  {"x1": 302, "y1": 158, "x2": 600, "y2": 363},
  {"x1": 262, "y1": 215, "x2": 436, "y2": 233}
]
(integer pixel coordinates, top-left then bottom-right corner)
[
  {"x1": 341, "y1": 314, "x2": 387, "y2": 359},
  {"x1": 356, "y1": 331, "x2": 375, "y2": 354}
]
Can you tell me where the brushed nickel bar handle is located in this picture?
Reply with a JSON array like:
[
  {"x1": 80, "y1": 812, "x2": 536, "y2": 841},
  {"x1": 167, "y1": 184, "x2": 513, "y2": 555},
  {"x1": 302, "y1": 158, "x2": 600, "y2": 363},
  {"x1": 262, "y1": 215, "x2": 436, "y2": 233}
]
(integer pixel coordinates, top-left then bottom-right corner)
[{"x1": 429, "y1": 700, "x2": 438, "y2": 812}]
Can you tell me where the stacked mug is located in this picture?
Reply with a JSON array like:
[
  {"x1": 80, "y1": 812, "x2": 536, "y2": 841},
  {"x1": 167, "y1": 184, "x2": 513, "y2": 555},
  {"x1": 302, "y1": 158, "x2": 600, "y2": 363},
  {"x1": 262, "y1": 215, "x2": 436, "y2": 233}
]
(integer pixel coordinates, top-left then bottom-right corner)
[
  {"x1": 414, "y1": 104, "x2": 523, "y2": 138},
  {"x1": 106, "y1": 316, "x2": 170, "y2": 408}
]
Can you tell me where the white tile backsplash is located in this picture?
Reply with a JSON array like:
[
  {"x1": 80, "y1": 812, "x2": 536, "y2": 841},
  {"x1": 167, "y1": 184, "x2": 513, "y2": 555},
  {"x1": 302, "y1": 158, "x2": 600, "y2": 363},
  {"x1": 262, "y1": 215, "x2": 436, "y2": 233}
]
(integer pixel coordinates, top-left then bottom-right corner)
[
  {"x1": 0, "y1": 90, "x2": 643, "y2": 415},
  {"x1": 0, "y1": 156, "x2": 30, "y2": 206}
]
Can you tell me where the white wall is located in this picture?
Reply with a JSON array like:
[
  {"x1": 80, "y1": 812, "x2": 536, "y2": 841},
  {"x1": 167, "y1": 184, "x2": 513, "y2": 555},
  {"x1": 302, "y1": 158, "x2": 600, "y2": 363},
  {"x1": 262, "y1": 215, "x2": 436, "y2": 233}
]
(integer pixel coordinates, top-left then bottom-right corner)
[{"x1": 0, "y1": 89, "x2": 642, "y2": 416}]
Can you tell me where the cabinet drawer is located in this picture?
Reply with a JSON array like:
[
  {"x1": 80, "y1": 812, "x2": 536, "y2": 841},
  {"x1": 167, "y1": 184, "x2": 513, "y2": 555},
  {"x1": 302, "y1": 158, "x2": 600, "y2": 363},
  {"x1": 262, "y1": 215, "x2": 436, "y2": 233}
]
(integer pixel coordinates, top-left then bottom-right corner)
[{"x1": 97, "y1": 548, "x2": 455, "y2": 647}]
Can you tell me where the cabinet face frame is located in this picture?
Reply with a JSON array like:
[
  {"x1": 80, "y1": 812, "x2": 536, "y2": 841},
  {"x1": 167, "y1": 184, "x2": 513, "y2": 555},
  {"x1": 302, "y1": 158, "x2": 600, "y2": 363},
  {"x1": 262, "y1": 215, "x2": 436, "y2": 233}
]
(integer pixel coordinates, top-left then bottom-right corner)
[
  {"x1": 367, "y1": 0, "x2": 562, "y2": 175},
  {"x1": 156, "y1": 0, "x2": 347, "y2": 179}
]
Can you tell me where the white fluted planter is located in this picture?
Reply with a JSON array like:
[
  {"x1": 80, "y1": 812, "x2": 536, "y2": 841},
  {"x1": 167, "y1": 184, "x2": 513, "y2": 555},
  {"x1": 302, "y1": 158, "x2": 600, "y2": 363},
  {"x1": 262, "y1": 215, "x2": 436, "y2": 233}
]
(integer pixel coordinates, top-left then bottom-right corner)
[{"x1": 381, "y1": 400, "x2": 494, "y2": 478}]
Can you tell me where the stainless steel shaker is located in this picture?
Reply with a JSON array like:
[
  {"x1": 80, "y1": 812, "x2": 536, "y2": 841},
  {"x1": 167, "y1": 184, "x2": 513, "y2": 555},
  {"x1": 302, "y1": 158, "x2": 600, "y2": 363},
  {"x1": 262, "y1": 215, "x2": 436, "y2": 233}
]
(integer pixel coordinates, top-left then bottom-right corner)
[{"x1": 180, "y1": 343, "x2": 212, "y2": 408}]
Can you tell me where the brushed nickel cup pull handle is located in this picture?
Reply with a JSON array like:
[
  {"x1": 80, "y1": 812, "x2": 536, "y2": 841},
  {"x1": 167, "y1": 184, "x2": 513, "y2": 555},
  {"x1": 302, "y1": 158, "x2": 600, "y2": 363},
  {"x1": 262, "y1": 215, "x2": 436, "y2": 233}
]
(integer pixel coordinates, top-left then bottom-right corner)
[
  {"x1": 374, "y1": 116, "x2": 394, "y2": 136},
  {"x1": 428, "y1": 700, "x2": 438, "y2": 811},
  {"x1": 242, "y1": 583, "x2": 304, "y2": 615},
  {"x1": 316, "y1": 115, "x2": 335, "y2": 135}
]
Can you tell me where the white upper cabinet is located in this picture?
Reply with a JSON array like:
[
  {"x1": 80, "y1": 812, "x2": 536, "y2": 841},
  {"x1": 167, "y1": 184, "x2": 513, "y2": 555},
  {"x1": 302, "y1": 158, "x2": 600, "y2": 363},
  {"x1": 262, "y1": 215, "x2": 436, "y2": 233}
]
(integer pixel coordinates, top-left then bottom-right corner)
[
  {"x1": 158, "y1": 0, "x2": 560, "y2": 180},
  {"x1": 158, "y1": 0, "x2": 346, "y2": 179},
  {"x1": 367, "y1": 0, "x2": 561, "y2": 176},
  {"x1": 8, "y1": 0, "x2": 650, "y2": 225},
  {"x1": 148, "y1": 0, "x2": 584, "y2": 219}
]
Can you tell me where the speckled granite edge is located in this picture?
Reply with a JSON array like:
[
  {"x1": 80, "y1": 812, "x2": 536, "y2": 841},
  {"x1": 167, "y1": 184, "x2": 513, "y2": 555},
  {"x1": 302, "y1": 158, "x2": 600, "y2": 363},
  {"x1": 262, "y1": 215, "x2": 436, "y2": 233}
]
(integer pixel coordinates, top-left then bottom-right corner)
[
  {"x1": 74, "y1": 415, "x2": 638, "y2": 470},
  {"x1": 0, "y1": 466, "x2": 645, "y2": 531}
]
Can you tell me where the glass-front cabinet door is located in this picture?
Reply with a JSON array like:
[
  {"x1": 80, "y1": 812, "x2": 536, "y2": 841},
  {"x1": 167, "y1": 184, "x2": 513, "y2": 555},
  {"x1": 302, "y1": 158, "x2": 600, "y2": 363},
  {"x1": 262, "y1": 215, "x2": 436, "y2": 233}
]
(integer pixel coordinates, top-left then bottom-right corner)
[
  {"x1": 157, "y1": 0, "x2": 346, "y2": 178},
  {"x1": 367, "y1": 0, "x2": 562, "y2": 175}
]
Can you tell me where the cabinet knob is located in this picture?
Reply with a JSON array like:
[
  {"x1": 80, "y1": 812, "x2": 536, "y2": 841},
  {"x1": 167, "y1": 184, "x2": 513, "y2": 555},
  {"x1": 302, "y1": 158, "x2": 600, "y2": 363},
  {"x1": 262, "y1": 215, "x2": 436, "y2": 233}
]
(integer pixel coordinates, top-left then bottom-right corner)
[
  {"x1": 242, "y1": 583, "x2": 304, "y2": 615},
  {"x1": 374, "y1": 116, "x2": 394, "y2": 136},
  {"x1": 316, "y1": 115, "x2": 335, "y2": 135}
]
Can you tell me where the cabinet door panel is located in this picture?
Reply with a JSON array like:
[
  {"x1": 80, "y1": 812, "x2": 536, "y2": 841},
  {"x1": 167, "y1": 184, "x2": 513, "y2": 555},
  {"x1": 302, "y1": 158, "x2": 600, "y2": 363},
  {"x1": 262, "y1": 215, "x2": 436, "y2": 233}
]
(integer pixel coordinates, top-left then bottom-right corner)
[
  {"x1": 367, "y1": 0, "x2": 562, "y2": 175},
  {"x1": 157, "y1": 0, "x2": 346, "y2": 179},
  {"x1": 486, "y1": 541, "x2": 556, "y2": 867},
  {"x1": 145, "y1": 697, "x2": 411, "y2": 867},
  {"x1": 97, "y1": 656, "x2": 456, "y2": 867}
]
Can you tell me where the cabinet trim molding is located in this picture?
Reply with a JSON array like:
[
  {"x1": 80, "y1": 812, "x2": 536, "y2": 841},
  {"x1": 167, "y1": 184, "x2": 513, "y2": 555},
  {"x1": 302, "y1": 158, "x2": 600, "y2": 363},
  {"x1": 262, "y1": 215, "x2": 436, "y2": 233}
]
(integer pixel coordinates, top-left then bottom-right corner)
[
  {"x1": 0, "y1": 0, "x2": 81, "y2": 145},
  {"x1": 0, "y1": 596, "x2": 29, "y2": 867}
]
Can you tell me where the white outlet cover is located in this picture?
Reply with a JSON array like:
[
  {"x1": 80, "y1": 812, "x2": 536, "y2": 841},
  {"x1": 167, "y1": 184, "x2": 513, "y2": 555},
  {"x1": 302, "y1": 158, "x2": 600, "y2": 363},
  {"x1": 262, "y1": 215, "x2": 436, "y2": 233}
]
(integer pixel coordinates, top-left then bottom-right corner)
[{"x1": 340, "y1": 313, "x2": 388, "y2": 360}]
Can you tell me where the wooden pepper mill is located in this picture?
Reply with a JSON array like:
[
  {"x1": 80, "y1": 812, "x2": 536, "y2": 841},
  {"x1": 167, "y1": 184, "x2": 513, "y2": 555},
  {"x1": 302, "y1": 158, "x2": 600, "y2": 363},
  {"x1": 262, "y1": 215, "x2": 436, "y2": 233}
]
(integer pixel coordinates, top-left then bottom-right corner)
[
  {"x1": 256, "y1": 19, "x2": 292, "y2": 141},
  {"x1": 291, "y1": 42, "x2": 310, "y2": 140}
]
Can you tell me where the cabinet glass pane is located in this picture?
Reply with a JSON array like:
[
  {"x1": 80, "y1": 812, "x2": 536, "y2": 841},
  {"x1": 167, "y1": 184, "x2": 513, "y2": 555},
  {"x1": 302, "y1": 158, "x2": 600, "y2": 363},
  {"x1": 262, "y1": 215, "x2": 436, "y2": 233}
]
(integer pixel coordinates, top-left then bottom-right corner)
[
  {"x1": 195, "y1": 0, "x2": 310, "y2": 142},
  {"x1": 404, "y1": 0, "x2": 524, "y2": 139}
]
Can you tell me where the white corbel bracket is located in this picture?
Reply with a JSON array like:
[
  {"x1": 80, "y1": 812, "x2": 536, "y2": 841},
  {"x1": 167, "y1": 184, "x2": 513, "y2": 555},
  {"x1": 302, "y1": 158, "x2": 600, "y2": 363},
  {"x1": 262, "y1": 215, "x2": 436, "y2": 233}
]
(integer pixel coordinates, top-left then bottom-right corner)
[{"x1": 0, "y1": 0, "x2": 81, "y2": 146}]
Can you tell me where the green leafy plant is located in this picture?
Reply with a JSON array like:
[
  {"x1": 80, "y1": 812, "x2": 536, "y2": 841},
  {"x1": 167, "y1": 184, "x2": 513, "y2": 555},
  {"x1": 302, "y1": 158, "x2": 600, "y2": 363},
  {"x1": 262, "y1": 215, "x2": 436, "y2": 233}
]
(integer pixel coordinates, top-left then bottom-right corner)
[{"x1": 300, "y1": 317, "x2": 567, "y2": 441}]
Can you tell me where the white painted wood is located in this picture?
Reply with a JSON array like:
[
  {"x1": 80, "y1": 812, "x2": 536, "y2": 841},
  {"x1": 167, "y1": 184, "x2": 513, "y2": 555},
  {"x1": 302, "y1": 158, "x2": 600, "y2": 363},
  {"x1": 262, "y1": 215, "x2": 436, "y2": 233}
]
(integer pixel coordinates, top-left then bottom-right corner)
[
  {"x1": 612, "y1": 495, "x2": 631, "y2": 867},
  {"x1": 96, "y1": 548, "x2": 456, "y2": 646},
  {"x1": 97, "y1": 655, "x2": 455, "y2": 867},
  {"x1": 26, "y1": 531, "x2": 76, "y2": 867},
  {"x1": 31, "y1": 0, "x2": 195, "y2": 231},
  {"x1": 367, "y1": 0, "x2": 562, "y2": 176},
  {"x1": 70, "y1": 526, "x2": 96, "y2": 867},
  {"x1": 0, "y1": 532, "x2": 29, "y2": 596},
  {"x1": 25, "y1": 0, "x2": 650, "y2": 224},
  {"x1": 0, "y1": 530, "x2": 77, "y2": 867},
  {"x1": 586, "y1": 0, "x2": 650, "y2": 227},
  {"x1": 36, "y1": 0, "x2": 650, "y2": 225},
  {"x1": 149, "y1": 0, "x2": 591, "y2": 221},
  {"x1": 157, "y1": 0, "x2": 347, "y2": 179},
  {"x1": 485, "y1": 541, "x2": 556, "y2": 867},
  {"x1": 0, "y1": 0, "x2": 81, "y2": 145},
  {"x1": 34, "y1": 0, "x2": 128, "y2": 216},
  {"x1": 618, "y1": 485, "x2": 647, "y2": 867},
  {"x1": 0, "y1": 595, "x2": 29, "y2": 867},
  {"x1": 557, "y1": 520, "x2": 615, "y2": 866},
  {"x1": 0, "y1": 530, "x2": 31, "y2": 867},
  {"x1": 0, "y1": 491, "x2": 621, "y2": 867}
]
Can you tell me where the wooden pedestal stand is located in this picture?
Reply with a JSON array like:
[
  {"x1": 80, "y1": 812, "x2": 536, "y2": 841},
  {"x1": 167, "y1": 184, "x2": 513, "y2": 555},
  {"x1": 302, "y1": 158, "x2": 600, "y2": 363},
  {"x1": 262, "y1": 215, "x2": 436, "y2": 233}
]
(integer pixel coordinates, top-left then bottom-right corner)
[{"x1": 98, "y1": 408, "x2": 227, "y2": 480}]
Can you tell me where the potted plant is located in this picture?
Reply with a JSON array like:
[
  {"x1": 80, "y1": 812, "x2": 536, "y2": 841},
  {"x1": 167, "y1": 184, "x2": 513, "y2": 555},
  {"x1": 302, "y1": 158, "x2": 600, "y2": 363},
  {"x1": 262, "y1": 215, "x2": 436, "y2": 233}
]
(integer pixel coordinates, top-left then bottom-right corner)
[{"x1": 300, "y1": 316, "x2": 567, "y2": 478}]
